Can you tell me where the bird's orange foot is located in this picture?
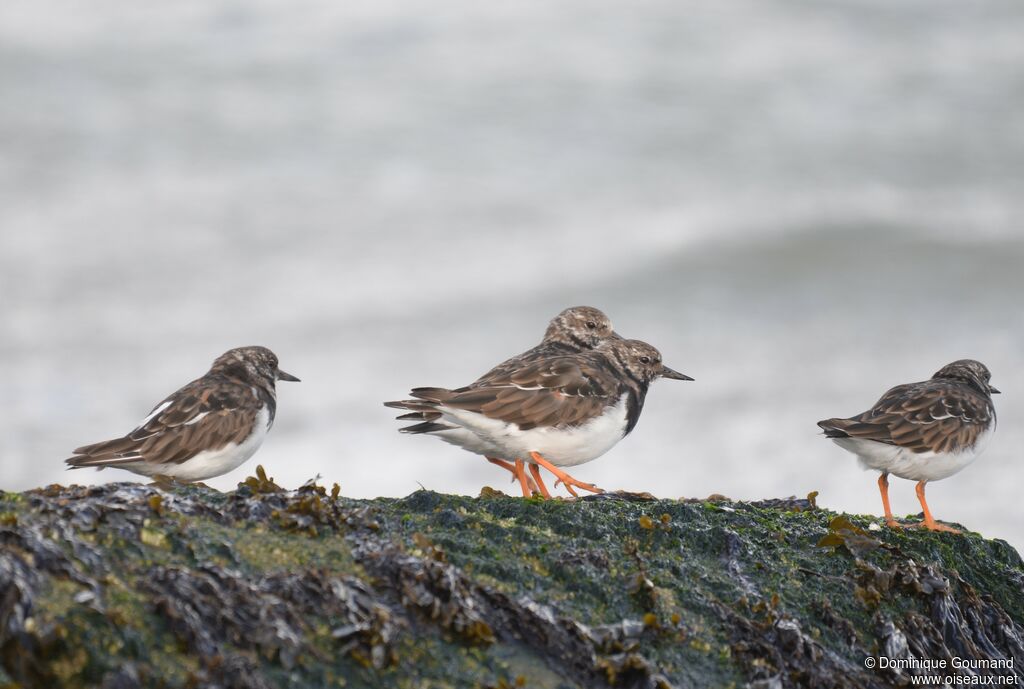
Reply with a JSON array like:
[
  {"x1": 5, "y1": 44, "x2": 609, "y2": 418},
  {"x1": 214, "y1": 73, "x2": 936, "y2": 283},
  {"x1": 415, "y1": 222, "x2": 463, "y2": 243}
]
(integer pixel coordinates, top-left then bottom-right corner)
[
  {"x1": 528, "y1": 452, "x2": 603, "y2": 498},
  {"x1": 553, "y1": 475, "x2": 603, "y2": 498},
  {"x1": 883, "y1": 518, "x2": 905, "y2": 529},
  {"x1": 914, "y1": 520, "x2": 961, "y2": 534},
  {"x1": 911, "y1": 482, "x2": 961, "y2": 533}
]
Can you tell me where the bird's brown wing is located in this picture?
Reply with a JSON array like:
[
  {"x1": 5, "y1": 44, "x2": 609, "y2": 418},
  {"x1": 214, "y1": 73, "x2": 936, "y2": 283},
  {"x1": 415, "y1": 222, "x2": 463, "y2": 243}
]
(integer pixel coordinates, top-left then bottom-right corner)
[
  {"x1": 384, "y1": 342, "x2": 576, "y2": 422},
  {"x1": 67, "y1": 377, "x2": 261, "y2": 467},
  {"x1": 411, "y1": 354, "x2": 619, "y2": 431},
  {"x1": 818, "y1": 381, "x2": 994, "y2": 454}
]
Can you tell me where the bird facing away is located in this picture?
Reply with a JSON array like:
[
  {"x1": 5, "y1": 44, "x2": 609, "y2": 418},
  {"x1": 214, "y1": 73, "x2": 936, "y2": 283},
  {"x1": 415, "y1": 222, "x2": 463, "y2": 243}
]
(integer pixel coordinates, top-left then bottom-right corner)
[
  {"x1": 817, "y1": 359, "x2": 998, "y2": 532},
  {"x1": 386, "y1": 305, "x2": 619, "y2": 493},
  {"x1": 66, "y1": 346, "x2": 299, "y2": 482},
  {"x1": 390, "y1": 337, "x2": 692, "y2": 497}
]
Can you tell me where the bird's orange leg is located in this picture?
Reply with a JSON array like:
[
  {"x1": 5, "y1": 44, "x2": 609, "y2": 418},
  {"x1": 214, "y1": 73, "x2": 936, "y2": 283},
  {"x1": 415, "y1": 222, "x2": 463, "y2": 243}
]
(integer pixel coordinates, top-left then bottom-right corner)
[
  {"x1": 487, "y1": 457, "x2": 517, "y2": 473},
  {"x1": 487, "y1": 457, "x2": 538, "y2": 494},
  {"x1": 528, "y1": 463, "x2": 552, "y2": 499},
  {"x1": 877, "y1": 473, "x2": 902, "y2": 529},
  {"x1": 914, "y1": 481, "x2": 960, "y2": 533},
  {"x1": 528, "y1": 452, "x2": 603, "y2": 497},
  {"x1": 512, "y1": 459, "x2": 533, "y2": 498}
]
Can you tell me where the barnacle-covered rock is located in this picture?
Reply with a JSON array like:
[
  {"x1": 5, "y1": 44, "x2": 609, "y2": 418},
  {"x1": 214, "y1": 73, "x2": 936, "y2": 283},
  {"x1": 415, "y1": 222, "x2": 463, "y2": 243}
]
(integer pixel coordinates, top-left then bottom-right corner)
[{"x1": 0, "y1": 472, "x2": 1021, "y2": 688}]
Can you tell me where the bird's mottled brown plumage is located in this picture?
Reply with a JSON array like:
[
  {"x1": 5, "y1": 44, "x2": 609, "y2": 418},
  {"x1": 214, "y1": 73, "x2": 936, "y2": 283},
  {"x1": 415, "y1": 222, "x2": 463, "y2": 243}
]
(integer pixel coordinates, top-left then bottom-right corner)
[
  {"x1": 400, "y1": 338, "x2": 692, "y2": 436},
  {"x1": 66, "y1": 346, "x2": 299, "y2": 471},
  {"x1": 477, "y1": 305, "x2": 617, "y2": 380},
  {"x1": 817, "y1": 359, "x2": 998, "y2": 455},
  {"x1": 384, "y1": 306, "x2": 617, "y2": 420}
]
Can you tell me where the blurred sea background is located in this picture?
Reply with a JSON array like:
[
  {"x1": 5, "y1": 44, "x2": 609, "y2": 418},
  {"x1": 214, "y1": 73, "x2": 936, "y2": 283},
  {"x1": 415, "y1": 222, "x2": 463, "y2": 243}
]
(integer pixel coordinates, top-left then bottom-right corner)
[{"x1": 2, "y1": 2, "x2": 1022, "y2": 549}]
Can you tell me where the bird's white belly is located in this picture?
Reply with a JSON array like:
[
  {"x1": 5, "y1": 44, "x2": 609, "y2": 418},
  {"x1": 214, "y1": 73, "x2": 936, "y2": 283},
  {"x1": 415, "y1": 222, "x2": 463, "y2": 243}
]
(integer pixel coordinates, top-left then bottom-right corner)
[
  {"x1": 833, "y1": 425, "x2": 993, "y2": 482},
  {"x1": 141, "y1": 408, "x2": 270, "y2": 481},
  {"x1": 429, "y1": 426, "x2": 505, "y2": 457},
  {"x1": 440, "y1": 393, "x2": 629, "y2": 467}
]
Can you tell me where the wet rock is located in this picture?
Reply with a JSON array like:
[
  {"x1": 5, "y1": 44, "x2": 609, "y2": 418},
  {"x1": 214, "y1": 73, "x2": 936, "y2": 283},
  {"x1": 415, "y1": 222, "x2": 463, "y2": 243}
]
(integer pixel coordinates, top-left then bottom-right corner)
[
  {"x1": 0, "y1": 474, "x2": 1021, "y2": 688},
  {"x1": 100, "y1": 663, "x2": 141, "y2": 689}
]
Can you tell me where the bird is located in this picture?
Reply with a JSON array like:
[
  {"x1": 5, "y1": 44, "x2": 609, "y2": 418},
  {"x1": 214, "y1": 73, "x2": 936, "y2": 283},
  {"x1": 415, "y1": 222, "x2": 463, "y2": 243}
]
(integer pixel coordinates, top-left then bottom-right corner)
[
  {"x1": 66, "y1": 346, "x2": 299, "y2": 482},
  {"x1": 386, "y1": 305, "x2": 619, "y2": 492},
  {"x1": 817, "y1": 359, "x2": 998, "y2": 532},
  {"x1": 389, "y1": 337, "x2": 692, "y2": 498}
]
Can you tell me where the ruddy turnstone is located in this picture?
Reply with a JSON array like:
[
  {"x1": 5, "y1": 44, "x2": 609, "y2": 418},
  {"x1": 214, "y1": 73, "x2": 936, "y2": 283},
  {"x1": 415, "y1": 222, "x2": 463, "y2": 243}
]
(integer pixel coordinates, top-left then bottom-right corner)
[
  {"x1": 390, "y1": 338, "x2": 692, "y2": 497},
  {"x1": 66, "y1": 346, "x2": 299, "y2": 481},
  {"x1": 386, "y1": 305, "x2": 618, "y2": 490},
  {"x1": 818, "y1": 359, "x2": 998, "y2": 532}
]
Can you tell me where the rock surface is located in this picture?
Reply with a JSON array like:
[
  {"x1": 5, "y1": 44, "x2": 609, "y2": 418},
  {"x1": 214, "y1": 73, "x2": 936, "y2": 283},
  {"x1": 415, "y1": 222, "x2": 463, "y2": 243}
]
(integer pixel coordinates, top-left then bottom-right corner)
[{"x1": 1, "y1": 469, "x2": 1022, "y2": 688}]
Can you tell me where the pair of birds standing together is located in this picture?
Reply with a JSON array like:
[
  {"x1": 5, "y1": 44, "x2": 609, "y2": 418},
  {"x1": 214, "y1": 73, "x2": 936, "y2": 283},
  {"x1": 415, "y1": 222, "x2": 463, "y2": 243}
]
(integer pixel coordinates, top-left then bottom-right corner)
[{"x1": 66, "y1": 306, "x2": 999, "y2": 533}]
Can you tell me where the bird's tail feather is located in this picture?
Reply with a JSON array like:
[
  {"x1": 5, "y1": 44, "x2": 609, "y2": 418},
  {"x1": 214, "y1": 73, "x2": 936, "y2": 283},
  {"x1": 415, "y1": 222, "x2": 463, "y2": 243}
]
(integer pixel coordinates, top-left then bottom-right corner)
[
  {"x1": 398, "y1": 421, "x2": 456, "y2": 435},
  {"x1": 65, "y1": 454, "x2": 143, "y2": 468}
]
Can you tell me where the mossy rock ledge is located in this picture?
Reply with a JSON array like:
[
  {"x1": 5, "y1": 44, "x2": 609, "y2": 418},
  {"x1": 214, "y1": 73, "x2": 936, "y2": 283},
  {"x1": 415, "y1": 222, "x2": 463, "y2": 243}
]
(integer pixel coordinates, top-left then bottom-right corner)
[{"x1": 1, "y1": 473, "x2": 1022, "y2": 689}]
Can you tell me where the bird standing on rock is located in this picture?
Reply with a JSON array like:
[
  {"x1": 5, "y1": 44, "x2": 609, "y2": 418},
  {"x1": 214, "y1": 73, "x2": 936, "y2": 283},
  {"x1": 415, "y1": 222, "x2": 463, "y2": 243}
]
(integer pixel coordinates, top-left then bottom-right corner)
[
  {"x1": 390, "y1": 336, "x2": 692, "y2": 497},
  {"x1": 818, "y1": 359, "x2": 998, "y2": 532},
  {"x1": 66, "y1": 346, "x2": 299, "y2": 482},
  {"x1": 387, "y1": 306, "x2": 619, "y2": 491}
]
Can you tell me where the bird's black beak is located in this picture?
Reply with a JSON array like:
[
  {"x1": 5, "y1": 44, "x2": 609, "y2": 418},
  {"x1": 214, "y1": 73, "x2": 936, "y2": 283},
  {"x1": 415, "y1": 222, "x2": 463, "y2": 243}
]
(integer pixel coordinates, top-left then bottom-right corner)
[
  {"x1": 989, "y1": 385, "x2": 1000, "y2": 394},
  {"x1": 660, "y1": 365, "x2": 694, "y2": 381},
  {"x1": 277, "y1": 369, "x2": 301, "y2": 382}
]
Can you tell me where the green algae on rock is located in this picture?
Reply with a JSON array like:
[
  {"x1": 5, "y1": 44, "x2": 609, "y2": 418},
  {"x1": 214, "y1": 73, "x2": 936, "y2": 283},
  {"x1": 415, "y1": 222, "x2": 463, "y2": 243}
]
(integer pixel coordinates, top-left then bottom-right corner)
[{"x1": 0, "y1": 473, "x2": 1021, "y2": 689}]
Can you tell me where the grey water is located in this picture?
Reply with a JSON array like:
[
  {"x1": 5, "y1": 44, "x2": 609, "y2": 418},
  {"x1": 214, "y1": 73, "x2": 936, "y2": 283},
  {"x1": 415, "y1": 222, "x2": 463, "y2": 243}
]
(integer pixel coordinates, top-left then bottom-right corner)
[{"x1": 2, "y1": 1, "x2": 1022, "y2": 550}]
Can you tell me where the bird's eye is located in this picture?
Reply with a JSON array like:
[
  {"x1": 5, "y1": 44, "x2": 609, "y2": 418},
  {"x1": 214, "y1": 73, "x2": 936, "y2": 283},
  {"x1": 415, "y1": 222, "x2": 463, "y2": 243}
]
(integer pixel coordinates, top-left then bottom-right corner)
[
  {"x1": 585, "y1": 321, "x2": 597, "y2": 330},
  {"x1": 639, "y1": 356, "x2": 651, "y2": 364}
]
